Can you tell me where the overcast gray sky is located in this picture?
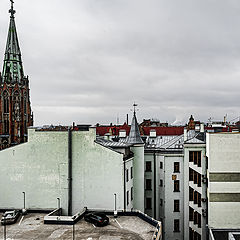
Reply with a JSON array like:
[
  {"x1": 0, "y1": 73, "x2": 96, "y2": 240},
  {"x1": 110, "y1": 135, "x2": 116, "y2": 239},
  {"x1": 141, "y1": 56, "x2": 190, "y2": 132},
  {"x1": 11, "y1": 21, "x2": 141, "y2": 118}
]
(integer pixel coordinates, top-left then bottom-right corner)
[{"x1": 0, "y1": 0, "x2": 240, "y2": 126}]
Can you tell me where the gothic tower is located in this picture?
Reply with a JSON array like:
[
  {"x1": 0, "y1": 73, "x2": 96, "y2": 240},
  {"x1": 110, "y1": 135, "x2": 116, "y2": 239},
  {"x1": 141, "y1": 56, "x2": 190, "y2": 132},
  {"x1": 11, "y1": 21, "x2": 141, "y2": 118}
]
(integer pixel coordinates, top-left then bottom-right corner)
[{"x1": 0, "y1": 1, "x2": 33, "y2": 149}]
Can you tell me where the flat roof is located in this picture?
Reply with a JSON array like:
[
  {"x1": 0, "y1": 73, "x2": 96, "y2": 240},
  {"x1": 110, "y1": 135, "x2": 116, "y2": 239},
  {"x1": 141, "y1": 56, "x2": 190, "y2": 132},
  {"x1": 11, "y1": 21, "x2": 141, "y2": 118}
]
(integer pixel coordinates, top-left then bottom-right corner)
[{"x1": 0, "y1": 213, "x2": 156, "y2": 240}]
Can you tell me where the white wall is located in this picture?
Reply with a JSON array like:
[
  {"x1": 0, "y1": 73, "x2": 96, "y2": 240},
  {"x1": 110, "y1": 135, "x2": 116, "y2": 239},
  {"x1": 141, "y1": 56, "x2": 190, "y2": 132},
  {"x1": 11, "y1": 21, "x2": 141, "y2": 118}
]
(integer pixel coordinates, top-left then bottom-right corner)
[{"x1": 207, "y1": 133, "x2": 240, "y2": 229}]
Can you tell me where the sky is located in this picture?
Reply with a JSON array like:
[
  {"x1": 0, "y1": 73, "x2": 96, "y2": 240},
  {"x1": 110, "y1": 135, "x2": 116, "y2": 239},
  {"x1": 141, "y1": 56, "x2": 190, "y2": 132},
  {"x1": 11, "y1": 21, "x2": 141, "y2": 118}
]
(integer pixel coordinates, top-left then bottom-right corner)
[{"x1": 0, "y1": 0, "x2": 240, "y2": 126}]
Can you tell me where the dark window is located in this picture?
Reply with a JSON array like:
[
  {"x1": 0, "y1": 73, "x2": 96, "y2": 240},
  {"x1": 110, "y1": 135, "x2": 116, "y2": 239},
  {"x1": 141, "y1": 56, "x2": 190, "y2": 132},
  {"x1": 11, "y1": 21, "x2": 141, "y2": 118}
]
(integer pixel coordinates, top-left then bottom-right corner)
[
  {"x1": 160, "y1": 162, "x2": 163, "y2": 169},
  {"x1": 24, "y1": 97, "x2": 27, "y2": 114},
  {"x1": 146, "y1": 179, "x2": 152, "y2": 190},
  {"x1": 189, "y1": 151, "x2": 201, "y2": 167},
  {"x1": 189, "y1": 227, "x2": 194, "y2": 240},
  {"x1": 198, "y1": 212, "x2": 201, "y2": 228},
  {"x1": 174, "y1": 162, "x2": 180, "y2": 173},
  {"x1": 131, "y1": 187, "x2": 133, "y2": 201},
  {"x1": 189, "y1": 207, "x2": 194, "y2": 221},
  {"x1": 131, "y1": 167, "x2": 133, "y2": 179},
  {"x1": 146, "y1": 198, "x2": 152, "y2": 209},
  {"x1": 194, "y1": 211, "x2": 198, "y2": 225},
  {"x1": 126, "y1": 169, "x2": 129, "y2": 182},
  {"x1": 160, "y1": 179, "x2": 163, "y2": 187},
  {"x1": 127, "y1": 191, "x2": 129, "y2": 205},
  {"x1": 174, "y1": 219, "x2": 180, "y2": 232},
  {"x1": 174, "y1": 180, "x2": 180, "y2": 192},
  {"x1": 146, "y1": 161, "x2": 152, "y2": 172},
  {"x1": 160, "y1": 199, "x2": 163, "y2": 206},
  {"x1": 194, "y1": 191, "x2": 198, "y2": 205},
  {"x1": 189, "y1": 187, "x2": 194, "y2": 201},
  {"x1": 189, "y1": 168, "x2": 193, "y2": 181},
  {"x1": 198, "y1": 192, "x2": 202, "y2": 208},
  {"x1": 3, "y1": 96, "x2": 9, "y2": 113},
  {"x1": 197, "y1": 173, "x2": 202, "y2": 187},
  {"x1": 4, "y1": 119, "x2": 9, "y2": 134},
  {"x1": 174, "y1": 200, "x2": 180, "y2": 212}
]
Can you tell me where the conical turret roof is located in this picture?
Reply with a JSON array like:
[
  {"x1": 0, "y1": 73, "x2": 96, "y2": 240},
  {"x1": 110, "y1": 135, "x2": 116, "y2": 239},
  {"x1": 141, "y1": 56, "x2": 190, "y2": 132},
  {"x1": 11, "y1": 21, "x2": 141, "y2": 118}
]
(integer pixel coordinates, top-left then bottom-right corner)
[{"x1": 127, "y1": 110, "x2": 143, "y2": 145}]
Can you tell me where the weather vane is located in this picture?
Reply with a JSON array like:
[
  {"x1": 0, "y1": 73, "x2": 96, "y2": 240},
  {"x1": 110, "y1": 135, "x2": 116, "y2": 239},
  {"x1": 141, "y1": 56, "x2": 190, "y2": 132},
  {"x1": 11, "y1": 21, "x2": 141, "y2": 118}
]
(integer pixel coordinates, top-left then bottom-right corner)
[{"x1": 131, "y1": 103, "x2": 139, "y2": 115}]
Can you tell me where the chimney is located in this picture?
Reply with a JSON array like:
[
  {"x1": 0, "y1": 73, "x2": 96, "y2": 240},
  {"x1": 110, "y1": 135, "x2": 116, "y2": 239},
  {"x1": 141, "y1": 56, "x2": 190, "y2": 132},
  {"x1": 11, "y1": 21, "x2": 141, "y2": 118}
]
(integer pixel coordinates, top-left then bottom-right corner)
[
  {"x1": 200, "y1": 123, "x2": 204, "y2": 133},
  {"x1": 127, "y1": 114, "x2": 129, "y2": 125},
  {"x1": 184, "y1": 128, "x2": 187, "y2": 142}
]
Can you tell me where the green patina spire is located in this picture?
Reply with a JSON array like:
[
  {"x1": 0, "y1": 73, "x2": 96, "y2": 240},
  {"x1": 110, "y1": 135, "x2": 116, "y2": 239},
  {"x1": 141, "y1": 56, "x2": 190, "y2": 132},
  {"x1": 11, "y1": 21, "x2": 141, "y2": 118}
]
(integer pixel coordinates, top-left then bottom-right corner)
[{"x1": 2, "y1": 0, "x2": 24, "y2": 84}]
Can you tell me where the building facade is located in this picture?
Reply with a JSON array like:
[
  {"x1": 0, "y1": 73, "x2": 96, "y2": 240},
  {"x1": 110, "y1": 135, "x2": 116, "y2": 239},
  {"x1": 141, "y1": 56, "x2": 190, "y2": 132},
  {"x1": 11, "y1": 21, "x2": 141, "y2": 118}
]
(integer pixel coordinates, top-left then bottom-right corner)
[{"x1": 0, "y1": 2, "x2": 33, "y2": 150}]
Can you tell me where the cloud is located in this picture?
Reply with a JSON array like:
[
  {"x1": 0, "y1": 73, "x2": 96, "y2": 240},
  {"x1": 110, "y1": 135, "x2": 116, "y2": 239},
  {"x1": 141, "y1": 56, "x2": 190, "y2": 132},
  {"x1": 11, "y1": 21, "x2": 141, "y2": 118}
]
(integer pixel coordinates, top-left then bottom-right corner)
[{"x1": 0, "y1": 0, "x2": 240, "y2": 126}]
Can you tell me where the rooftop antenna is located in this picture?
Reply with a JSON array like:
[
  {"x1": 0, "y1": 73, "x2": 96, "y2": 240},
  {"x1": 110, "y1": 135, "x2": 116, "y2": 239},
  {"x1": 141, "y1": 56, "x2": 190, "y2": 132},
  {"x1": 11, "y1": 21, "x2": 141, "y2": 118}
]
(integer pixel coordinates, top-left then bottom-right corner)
[{"x1": 9, "y1": 0, "x2": 16, "y2": 17}]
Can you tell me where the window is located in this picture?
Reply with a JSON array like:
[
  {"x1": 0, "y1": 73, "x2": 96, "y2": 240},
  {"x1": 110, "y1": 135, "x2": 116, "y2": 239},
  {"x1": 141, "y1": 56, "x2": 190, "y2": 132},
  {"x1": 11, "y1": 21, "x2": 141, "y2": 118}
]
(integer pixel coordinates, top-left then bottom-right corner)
[
  {"x1": 160, "y1": 199, "x2": 163, "y2": 206},
  {"x1": 174, "y1": 180, "x2": 180, "y2": 192},
  {"x1": 189, "y1": 187, "x2": 194, "y2": 201},
  {"x1": 127, "y1": 191, "x2": 129, "y2": 205},
  {"x1": 189, "y1": 168, "x2": 193, "y2": 181},
  {"x1": 189, "y1": 151, "x2": 201, "y2": 167},
  {"x1": 197, "y1": 173, "x2": 201, "y2": 187},
  {"x1": 4, "y1": 119, "x2": 9, "y2": 134},
  {"x1": 174, "y1": 162, "x2": 180, "y2": 173},
  {"x1": 189, "y1": 227, "x2": 194, "y2": 240},
  {"x1": 3, "y1": 91, "x2": 9, "y2": 114},
  {"x1": 198, "y1": 212, "x2": 201, "y2": 228},
  {"x1": 174, "y1": 200, "x2": 180, "y2": 212},
  {"x1": 174, "y1": 219, "x2": 180, "y2": 232},
  {"x1": 189, "y1": 207, "x2": 194, "y2": 221},
  {"x1": 126, "y1": 169, "x2": 129, "y2": 182},
  {"x1": 146, "y1": 179, "x2": 152, "y2": 190},
  {"x1": 131, "y1": 187, "x2": 133, "y2": 201},
  {"x1": 146, "y1": 161, "x2": 152, "y2": 172},
  {"x1": 160, "y1": 162, "x2": 163, "y2": 169},
  {"x1": 160, "y1": 179, "x2": 163, "y2": 187},
  {"x1": 146, "y1": 198, "x2": 152, "y2": 209},
  {"x1": 131, "y1": 167, "x2": 133, "y2": 179}
]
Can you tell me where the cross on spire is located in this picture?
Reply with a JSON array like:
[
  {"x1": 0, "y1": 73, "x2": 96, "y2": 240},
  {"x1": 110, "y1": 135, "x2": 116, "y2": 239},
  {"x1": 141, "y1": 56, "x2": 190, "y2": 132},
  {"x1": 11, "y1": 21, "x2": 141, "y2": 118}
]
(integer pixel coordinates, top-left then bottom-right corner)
[{"x1": 9, "y1": 0, "x2": 16, "y2": 17}]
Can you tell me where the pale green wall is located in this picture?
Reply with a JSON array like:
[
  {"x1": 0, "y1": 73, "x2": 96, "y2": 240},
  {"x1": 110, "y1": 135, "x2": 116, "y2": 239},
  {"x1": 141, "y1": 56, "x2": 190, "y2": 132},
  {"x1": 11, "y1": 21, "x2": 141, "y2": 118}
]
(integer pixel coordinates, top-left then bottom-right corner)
[{"x1": 0, "y1": 128, "x2": 124, "y2": 215}]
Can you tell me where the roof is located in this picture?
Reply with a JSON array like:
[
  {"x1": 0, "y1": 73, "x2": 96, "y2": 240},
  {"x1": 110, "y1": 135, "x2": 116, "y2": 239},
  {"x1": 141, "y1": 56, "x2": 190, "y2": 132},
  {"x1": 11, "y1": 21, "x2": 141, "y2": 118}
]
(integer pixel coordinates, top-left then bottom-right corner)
[
  {"x1": 2, "y1": 2, "x2": 24, "y2": 83},
  {"x1": 127, "y1": 112, "x2": 144, "y2": 145},
  {"x1": 145, "y1": 130, "x2": 205, "y2": 150},
  {"x1": 1, "y1": 212, "x2": 157, "y2": 240}
]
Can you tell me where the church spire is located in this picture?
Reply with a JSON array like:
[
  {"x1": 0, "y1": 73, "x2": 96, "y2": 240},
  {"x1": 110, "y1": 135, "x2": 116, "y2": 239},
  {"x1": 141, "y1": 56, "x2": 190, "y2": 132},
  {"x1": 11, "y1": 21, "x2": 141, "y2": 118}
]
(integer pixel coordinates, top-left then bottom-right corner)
[
  {"x1": 127, "y1": 103, "x2": 144, "y2": 145},
  {"x1": 2, "y1": 0, "x2": 24, "y2": 84}
]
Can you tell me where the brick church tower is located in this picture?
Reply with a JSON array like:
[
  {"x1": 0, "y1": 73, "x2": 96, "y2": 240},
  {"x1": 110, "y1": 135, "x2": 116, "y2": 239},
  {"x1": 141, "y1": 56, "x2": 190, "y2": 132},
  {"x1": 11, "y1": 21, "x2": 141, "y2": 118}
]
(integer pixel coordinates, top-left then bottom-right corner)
[{"x1": 0, "y1": 1, "x2": 33, "y2": 150}]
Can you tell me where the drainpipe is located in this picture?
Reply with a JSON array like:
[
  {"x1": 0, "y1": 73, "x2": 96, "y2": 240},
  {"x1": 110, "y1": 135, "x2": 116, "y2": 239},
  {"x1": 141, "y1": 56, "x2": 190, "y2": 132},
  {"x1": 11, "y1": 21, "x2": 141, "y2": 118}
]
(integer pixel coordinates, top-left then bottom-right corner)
[
  {"x1": 123, "y1": 159, "x2": 126, "y2": 211},
  {"x1": 68, "y1": 128, "x2": 73, "y2": 216},
  {"x1": 153, "y1": 151, "x2": 156, "y2": 219}
]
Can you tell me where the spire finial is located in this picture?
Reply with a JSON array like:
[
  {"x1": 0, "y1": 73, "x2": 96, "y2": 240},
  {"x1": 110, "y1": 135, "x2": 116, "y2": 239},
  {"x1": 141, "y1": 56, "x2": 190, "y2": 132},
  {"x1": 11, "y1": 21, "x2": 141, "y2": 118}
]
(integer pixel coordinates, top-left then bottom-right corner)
[
  {"x1": 9, "y1": 0, "x2": 16, "y2": 17},
  {"x1": 133, "y1": 103, "x2": 138, "y2": 115}
]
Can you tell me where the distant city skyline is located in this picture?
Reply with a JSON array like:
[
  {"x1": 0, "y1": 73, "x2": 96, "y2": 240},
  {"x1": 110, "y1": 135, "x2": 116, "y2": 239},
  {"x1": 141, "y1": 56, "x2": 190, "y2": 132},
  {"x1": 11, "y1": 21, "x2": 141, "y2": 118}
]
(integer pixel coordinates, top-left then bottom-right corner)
[{"x1": 0, "y1": 0, "x2": 239, "y2": 126}]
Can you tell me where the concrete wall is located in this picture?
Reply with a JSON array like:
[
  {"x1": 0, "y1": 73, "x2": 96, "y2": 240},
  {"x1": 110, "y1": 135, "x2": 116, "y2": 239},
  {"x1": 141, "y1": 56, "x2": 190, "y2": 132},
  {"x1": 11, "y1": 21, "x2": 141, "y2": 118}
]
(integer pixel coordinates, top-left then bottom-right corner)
[
  {"x1": 184, "y1": 144, "x2": 207, "y2": 240},
  {"x1": 0, "y1": 128, "x2": 126, "y2": 215},
  {"x1": 207, "y1": 133, "x2": 240, "y2": 229},
  {"x1": 163, "y1": 154, "x2": 184, "y2": 240},
  {"x1": 132, "y1": 144, "x2": 145, "y2": 212}
]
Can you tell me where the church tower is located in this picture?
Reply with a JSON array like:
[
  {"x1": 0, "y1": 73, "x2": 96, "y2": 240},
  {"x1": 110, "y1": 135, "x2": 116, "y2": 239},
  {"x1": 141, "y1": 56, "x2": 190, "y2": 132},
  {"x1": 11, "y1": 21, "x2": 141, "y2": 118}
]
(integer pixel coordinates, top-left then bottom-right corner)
[{"x1": 0, "y1": 1, "x2": 33, "y2": 149}]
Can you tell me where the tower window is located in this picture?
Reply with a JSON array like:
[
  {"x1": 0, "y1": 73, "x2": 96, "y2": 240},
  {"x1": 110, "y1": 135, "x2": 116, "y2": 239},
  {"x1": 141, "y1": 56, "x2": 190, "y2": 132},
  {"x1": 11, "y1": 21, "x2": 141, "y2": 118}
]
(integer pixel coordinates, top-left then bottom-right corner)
[
  {"x1": 174, "y1": 219, "x2": 180, "y2": 232},
  {"x1": 145, "y1": 161, "x2": 152, "y2": 172},
  {"x1": 174, "y1": 162, "x2": 180, "y2": 173},
  {"x1": 174, "y1": 180, "x2": 180, "y2": 192},
  {"x1": 174, "y1": 200, "x2": 180, "y2": 212},
  {"x1": 146, "y1": 179, "x2": 152, "y2": 190},
  {"x1": 146, "y1": 198, "x2": 152, "y2": 209}
]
